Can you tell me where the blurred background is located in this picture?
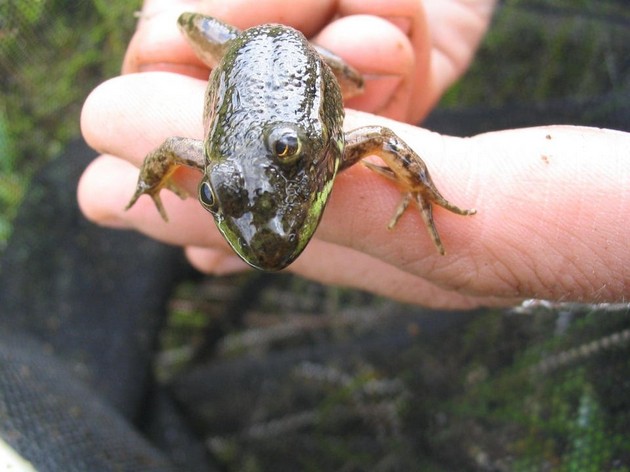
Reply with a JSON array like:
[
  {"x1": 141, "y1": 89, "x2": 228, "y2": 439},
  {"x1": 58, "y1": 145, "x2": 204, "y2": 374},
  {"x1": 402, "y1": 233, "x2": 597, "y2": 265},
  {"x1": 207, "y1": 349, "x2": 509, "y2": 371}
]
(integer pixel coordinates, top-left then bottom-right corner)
[{"x1": 1, "y1": 1, "x2": 629, "y2": 471}]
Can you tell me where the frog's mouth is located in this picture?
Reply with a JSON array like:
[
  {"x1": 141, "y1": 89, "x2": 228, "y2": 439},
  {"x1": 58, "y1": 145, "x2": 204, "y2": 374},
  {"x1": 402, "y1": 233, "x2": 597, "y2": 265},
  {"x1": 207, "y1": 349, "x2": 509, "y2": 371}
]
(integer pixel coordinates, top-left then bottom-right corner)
[{"x1": 217, "y1": 217, "x2": 303, "y2": 271}]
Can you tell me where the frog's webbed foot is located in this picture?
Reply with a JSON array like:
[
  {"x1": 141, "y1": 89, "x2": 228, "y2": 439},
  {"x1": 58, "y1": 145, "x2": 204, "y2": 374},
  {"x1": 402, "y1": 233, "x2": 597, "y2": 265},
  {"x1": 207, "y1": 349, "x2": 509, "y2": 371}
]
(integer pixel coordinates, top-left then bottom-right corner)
[
  {"x1": 343, "y1": 127, "x2": 476, "y2": 255},
  {"x1": 126, "y1": 137, "x2": 205, "y2": 222}
]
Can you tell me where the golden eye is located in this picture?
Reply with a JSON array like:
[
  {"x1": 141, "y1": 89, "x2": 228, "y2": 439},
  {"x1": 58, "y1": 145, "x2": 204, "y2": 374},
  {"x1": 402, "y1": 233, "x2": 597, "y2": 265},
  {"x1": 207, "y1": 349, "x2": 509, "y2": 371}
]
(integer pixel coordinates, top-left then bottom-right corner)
[
  {"x1": 274, "y1": 133, "x2": 300, "y2": 158},
  {"x1": 267, "y1": 126, "x2": 302, "y2": 162}
]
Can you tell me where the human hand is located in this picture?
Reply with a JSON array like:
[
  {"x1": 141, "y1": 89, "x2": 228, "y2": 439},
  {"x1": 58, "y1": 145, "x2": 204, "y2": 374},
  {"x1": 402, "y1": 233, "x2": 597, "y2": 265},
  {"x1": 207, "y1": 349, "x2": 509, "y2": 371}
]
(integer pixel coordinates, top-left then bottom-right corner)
[
  {"x1": 79, "y1": 73, "x2": 630, "y2": 309},
  {"x1": 122, "y1": 0, "x2": 496, "y2": 123}
]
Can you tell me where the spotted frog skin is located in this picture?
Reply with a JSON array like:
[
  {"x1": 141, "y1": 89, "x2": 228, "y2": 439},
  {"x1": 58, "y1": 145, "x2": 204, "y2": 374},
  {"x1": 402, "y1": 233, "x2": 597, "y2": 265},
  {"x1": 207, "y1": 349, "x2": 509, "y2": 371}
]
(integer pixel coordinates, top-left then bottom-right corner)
[{"x1": 127, "y1": 13, "x2": 476, "y2": 271}]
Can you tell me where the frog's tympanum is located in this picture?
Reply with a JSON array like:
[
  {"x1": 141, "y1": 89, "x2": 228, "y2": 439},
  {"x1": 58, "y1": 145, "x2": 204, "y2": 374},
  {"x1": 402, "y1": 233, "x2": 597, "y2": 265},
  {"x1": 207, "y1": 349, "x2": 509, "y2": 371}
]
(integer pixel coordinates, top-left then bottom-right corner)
[{"x1": 127, "y1": 13, "x2": 476, "y2": 271}]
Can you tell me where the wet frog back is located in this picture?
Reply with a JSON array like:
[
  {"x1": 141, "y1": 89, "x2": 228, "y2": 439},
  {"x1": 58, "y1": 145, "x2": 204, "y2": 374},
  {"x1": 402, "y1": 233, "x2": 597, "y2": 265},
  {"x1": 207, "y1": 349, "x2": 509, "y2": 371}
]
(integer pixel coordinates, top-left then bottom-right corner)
[
  {"x1": 201, "y1": 24, "x2": 345, "y2": 270},
  {"x1": 205, "y1": 25, "x2": 344, "y2": 148}
]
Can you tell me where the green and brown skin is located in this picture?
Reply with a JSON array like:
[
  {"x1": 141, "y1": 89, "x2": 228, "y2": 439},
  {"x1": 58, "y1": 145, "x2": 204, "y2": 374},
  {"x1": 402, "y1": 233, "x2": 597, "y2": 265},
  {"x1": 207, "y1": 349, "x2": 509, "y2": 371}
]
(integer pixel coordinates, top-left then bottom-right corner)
[{"x1": 127, "y1": 12, "x2": 476, "y2": 271}]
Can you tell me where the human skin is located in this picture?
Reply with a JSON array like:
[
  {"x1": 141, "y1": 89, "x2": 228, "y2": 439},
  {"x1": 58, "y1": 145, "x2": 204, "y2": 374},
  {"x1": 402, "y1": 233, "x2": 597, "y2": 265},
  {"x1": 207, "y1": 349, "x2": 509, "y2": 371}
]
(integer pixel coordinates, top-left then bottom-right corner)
[
  {"x1": 120, "y1": 0, "x2": 495, "y2": 123},
  {"x1": 79, "y1": 0, "x2": 630, "y2": 308}
]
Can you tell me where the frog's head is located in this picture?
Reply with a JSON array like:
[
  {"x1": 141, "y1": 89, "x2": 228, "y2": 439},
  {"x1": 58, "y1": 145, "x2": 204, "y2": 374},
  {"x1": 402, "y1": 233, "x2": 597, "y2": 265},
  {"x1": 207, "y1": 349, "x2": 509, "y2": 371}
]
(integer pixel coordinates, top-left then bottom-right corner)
[{"x1": 199, "y1": 122, "x2": 341, "y2": 271}]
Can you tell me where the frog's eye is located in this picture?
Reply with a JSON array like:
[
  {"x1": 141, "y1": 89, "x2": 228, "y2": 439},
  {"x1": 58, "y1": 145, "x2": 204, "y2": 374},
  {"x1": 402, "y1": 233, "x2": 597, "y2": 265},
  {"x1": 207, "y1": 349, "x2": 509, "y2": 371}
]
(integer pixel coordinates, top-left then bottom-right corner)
[
  {"x1": 199, "y1": 181, "x2": 219, "y2": 213},
  {"x1": 267, "y1": 127, "x2": 302, "y2": 162},
  {"x1": 274, "y1": 133, "x2": 300, "y2": 158}
]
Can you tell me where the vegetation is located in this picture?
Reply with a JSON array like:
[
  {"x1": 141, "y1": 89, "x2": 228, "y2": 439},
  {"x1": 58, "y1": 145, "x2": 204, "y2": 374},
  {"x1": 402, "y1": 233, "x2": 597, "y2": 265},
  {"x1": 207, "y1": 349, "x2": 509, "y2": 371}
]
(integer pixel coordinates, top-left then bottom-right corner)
[
  {"x1": 0, "y1": 0, "x2": 138, "y2": 249},
  {"x1": 441, "y1": 0, "x2": 630, "y2": 107}
]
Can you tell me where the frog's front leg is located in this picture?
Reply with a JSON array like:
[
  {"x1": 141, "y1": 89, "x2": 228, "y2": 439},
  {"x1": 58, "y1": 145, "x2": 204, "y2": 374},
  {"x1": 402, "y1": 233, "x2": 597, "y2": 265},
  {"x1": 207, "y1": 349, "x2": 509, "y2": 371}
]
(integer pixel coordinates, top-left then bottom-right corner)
[
  {"x1": 126, "y1": 137, "x2": 205, "y2": 221},
  {"x1": 342, "y1": 126, "x2": 476, "y2": 255}
]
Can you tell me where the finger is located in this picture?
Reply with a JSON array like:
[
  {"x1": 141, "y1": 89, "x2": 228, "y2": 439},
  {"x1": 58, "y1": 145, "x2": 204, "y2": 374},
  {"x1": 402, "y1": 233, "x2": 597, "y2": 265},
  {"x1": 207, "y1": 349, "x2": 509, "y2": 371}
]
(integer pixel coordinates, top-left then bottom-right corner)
[
  {"x1": 77, "y1": 155, "x2": 139, "y2": 229},
  {"x1": 337, "y1": 0, "x2": 422, "y2": 33},
  {"x1": 186, "y1": 238, "x2": 506, "y2": 308},
  {"x1": 78, "y1": 152, "x2": 493, "y2": 309},
  {"x1": 196, "y1": 0, "x2": 336, "y2": 33},
  {"x1": 124, "y1": 0, "x2": 338, "y2": 74},
  {"x1": 123, "y1": 9, "x2": 208, "y2": 77},
  {"x1": 424, "y1": 0, "x2": 497, "y2": 100},
  {"x1": 314, "y1": 15, "x2": 414, "y2": 121},
  {"x1": 126, "y1": 0, "x2": 429, "y2": 122},
  {"x1": 185, "y1": 246, "x2": 251, "y2": 275},
  {"x1": 81, "y1": 73, "x2": 205, "y2": 166},
  {"x1": 289, "y1": 240, "x2": 508, "y2": 308},
  {"x1": 77, "y1": 154, "x2": 230, "y2": 251},
  {"x1": 81, "y1": 72, "x2": 630, "y2": 303},
  {"x1": 330, "y1": 112, "x2": 630, "y2": 302},
  {"x1": 336, "y1": 0, "x2": 431, "y2": 122}
]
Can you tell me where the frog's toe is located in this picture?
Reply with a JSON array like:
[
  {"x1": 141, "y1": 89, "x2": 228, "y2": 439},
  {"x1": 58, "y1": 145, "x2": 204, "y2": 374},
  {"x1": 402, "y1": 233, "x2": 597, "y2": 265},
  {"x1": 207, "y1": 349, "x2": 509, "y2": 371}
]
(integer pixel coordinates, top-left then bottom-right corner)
[
  {"x1": 363, "y1": 161, "x2": 396, "y2": 182},
  {"x1": 125, "y1": 184, "x2": 148, "y2": 211},
  {"x1": 426, "y1": 188, "x2": 477, "y2": 217},
  {"x1": 151, "y1": 193, "x2": 169, "y2": 222},
  {"x1": 387, "y1": 192, "x2": 412, "y2": 230},
  {"x1": 433, "y1": 198, "x2": 477, "y2": 217},
  {"x1": 125, "y1": 185, "x2": 170, "y2": 222},
  {"x1": 386, "y1": 191, "x2": 445, "y2": 255},
  {"x1": 414, "y1": 192, "x2": 445, "y2": 255}
]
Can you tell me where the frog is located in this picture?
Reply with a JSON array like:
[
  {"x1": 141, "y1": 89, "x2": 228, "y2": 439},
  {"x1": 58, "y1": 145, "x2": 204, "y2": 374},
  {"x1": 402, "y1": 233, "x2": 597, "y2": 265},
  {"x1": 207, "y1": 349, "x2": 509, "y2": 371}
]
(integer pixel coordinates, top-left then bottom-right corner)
[{"x1": 126, "y1": 12, "x2": 476, "y2": 271}]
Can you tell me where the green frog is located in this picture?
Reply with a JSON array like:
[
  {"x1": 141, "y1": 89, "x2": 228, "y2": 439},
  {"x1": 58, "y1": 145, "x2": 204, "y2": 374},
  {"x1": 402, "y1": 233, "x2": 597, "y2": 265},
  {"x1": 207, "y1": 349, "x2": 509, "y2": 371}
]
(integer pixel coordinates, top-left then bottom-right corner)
[{"x1": 126, "y1": 13, "x2": 476, "y2": 271}]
